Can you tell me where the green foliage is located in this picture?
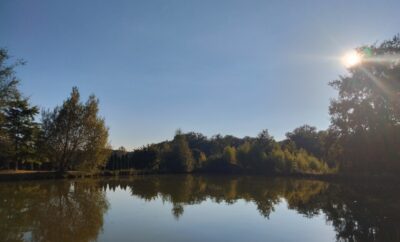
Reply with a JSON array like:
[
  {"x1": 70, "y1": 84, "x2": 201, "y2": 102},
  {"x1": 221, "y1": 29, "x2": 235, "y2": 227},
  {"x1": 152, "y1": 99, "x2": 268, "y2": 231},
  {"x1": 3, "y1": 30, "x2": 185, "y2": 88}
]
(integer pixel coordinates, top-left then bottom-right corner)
[
  {"x1": 329, "y1": 35, "x2": 400, "y2": 174},
  {"x1": 0, "y1": 49, "x2": 21, "y2": 110},
  {"x1": 237, "y1": 141, "x2": 251, "y2": 164},
  {"x1": 192, "y1": 148, "x2": 207, "y2": 169},
  {"x1": 270, "y1": 147, "x2": 286, "y2": 173},
  {"x1": 0, "y1": 49, "x2": 20, "y2": 168},
  {"x1": 132, "y1": 145, "x2": 159, "y2": 170},
  {"x1": 41, "y1": 87, "x2": 111, "y2": 172},
  {"x1": 0, "y1": 49, "x2": 39, "y2": 170},
  {"x1": 111, "y1": 129, "x2": 328, "y2": 175},
  {"x1": 222, "y1": 146, "x2": 237, "y2": 165},
  {"x1": 3, "y1": 95, "x2": 39, "y2": 169},
  {"x1": 159, "y1": 131, "x2": 194, "y2": 172},
  {"x1": 0, "y1": 50, "x2": 114, "y2": 172},
  {"x1": 285, "y1": 125, "x2": 325, "y2": 158}
]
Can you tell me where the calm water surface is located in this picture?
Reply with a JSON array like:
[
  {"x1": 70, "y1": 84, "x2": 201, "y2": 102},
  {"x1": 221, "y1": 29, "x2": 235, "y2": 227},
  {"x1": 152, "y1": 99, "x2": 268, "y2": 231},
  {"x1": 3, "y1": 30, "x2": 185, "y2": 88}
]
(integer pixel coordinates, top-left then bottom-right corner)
[{"x1": 1, "y1": 175, "x2": 399, "y2": 242}]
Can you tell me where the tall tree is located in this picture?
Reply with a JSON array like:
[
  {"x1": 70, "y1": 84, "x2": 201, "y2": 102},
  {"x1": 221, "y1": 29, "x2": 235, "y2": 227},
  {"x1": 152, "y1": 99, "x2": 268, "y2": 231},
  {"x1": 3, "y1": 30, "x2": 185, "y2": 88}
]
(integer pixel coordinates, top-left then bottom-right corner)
[
  {"x1": 0, "y1": 49, "x2": 24, "y2": 168},
  {"x1": 329, "y1": 35, "x2": 400, "y2": 173},
  {"x1": 41, "y1": 87, "x2": 110, "y2": 172},
  {"x1": 3, "y1": 94, "x2": 39, "y2": 169},
  {"x1": 173, "y1": 131, "x2": 194, "y2": 172},
  {"x1": 0, "y1": 49, "x2": 21, "y2": 110},
  {"x1": 160, "y1": 130, "x2": 194, "y2": 172}
]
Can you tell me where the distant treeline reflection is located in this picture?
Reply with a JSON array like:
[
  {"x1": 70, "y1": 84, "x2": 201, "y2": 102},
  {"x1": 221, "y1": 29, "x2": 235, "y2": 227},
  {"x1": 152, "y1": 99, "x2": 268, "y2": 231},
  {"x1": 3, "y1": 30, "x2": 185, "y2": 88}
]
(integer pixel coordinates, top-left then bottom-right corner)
[
  {"x1": 104, "y1": 176, "x2": 400, "y2": 242},
  {"x1": 1, "y1": 176, "x2": 400, "y2": 242}
]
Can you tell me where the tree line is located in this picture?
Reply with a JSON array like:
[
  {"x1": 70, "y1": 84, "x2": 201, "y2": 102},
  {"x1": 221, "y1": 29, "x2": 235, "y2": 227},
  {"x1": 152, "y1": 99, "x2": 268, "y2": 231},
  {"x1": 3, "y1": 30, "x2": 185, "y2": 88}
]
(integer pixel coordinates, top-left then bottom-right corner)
[
  {"x1": 106, "y1": 129, "x2": 329, "y2": 175},
  {"x1": 1, "y1": 35, "x2": 400, "y2": 175},
  {"x1": 106, "y1": 35, "x2": 400, "y2": 176}
]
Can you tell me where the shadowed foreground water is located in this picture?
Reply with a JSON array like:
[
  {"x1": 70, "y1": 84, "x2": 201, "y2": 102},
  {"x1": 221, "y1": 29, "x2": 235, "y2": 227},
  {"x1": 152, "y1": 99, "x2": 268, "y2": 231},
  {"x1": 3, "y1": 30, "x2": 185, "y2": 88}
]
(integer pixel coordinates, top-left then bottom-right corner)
[{"x1": 1, "y1": 175, "x2": 399, "y2": 242}]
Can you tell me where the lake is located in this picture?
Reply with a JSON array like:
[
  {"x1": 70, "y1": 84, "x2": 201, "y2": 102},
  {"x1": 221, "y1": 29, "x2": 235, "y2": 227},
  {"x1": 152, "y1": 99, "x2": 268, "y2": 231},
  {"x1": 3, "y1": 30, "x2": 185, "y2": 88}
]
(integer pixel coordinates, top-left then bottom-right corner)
[{"x1": 1, "y1": 175, "x2": 399, "y2": 242}]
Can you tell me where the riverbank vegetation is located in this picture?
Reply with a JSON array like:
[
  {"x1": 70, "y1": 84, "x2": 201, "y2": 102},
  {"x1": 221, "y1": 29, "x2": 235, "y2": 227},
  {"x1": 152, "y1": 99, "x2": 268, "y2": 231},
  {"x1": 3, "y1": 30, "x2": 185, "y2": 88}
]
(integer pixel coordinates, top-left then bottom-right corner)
[{"x1": 1, "y1": 35, "x2": 400, "y2": 177}]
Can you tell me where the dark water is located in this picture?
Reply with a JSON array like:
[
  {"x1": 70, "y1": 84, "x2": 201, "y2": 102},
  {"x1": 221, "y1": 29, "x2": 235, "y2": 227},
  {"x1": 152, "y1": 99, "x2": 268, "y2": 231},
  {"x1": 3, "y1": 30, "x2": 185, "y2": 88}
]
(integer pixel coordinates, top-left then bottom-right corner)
[{"x1": 0, "y1": 175, "x2": 399, "y2": 242}]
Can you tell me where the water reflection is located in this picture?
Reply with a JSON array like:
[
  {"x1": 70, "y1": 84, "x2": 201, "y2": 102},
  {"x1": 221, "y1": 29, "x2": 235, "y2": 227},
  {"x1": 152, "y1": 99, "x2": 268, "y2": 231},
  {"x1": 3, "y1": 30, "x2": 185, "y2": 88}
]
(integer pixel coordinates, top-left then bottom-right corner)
[
  {"x1": 104, "y1": 176, "x2": 328, "y2": 219},
  {"x1": 1, "y1": 176, "x2": 399, "y2": 242},
  {"x1": 0, "y1": 180, "x2": 108, "y2": 242},
  {"x1": 102, "y1": 175, "x2": 400, "y2": 242}
]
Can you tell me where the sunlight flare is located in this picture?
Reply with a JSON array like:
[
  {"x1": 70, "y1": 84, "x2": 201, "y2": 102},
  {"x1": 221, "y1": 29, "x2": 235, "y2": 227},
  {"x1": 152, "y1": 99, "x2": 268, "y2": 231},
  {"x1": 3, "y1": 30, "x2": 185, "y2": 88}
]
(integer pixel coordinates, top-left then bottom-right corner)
[{"x1": 342, "y1": 50, "x2": 362, "y2": 68}]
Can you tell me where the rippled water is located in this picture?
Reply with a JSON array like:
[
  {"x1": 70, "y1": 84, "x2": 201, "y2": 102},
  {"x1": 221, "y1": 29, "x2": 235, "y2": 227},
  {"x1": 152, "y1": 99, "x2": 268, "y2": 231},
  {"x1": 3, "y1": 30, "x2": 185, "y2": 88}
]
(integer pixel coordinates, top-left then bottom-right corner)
[{"x1": 1, "y1": 175, "x2": 399, "y2": 242}]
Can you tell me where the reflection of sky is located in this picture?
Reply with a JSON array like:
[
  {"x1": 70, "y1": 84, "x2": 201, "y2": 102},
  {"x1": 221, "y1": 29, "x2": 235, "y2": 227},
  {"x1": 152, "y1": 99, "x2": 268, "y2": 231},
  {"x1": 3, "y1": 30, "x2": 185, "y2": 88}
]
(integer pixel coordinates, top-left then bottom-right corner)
[
  {"x1": 1, "y1": 0, "x2": 399, "y2": 149},
  {"x1": 100, "y1": 186, "x2": 335, "y2": 242}
]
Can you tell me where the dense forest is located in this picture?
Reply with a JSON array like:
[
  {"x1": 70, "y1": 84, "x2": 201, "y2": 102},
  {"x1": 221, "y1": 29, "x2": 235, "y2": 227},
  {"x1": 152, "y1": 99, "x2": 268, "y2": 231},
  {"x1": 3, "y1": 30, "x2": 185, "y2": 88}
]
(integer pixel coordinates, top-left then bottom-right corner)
[
  {"x1": 106, "y1": 128, "x2": 330, "y2": 175},
  {"x1": 1, "y1": 35, "x2": 400, "y2": 176}
]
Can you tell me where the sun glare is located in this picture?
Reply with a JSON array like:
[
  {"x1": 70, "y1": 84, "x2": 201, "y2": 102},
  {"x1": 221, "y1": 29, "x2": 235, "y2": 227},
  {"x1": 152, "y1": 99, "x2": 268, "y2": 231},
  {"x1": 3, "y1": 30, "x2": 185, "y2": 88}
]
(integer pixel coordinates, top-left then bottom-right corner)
[{"x1": 342, "y1": 50, "x2": 362, "y2": 68}]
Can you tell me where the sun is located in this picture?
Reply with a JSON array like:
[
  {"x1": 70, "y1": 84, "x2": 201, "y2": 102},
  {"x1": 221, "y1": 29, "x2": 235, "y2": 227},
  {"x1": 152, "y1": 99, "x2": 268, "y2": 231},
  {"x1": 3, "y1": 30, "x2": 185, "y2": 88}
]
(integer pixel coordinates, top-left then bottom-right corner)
[{"x1": 342, "y1": 50, "x2": 362, "y2": 68}]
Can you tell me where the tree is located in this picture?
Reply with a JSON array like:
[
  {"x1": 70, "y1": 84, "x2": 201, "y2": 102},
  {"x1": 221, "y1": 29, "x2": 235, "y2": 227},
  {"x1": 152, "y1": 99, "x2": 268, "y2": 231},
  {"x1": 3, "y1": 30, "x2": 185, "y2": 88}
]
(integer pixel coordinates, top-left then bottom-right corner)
[
  {"x1": 0, "y1": 48, "x2": 23, "y2": 169},
  {"x1": 256, "y1": 129, "x2": 275, "y2": 152},
  {"x1": 285, "y1": 125, "x2": 324, "y2": 158},
  {"x1": 130, "y1": 145, "x2": 159, "y2": 170},
  {"x1": 222, "y1": 146, "x2": 237, "y2": 165},
  {"x1": 0, "y1": 49, "x2": 21, "y2": 111},
  {"x1": 237, "y1": 130, "x2": 275, "y2": 172},
  {"x1": 191, "y1": 148, "x2": 207, "y2": 169},
  {"x1": 171, "y1": 131, "x2": 194, "y2": 172},
  {"x1": 3, "y1": 94, "x2": 39, "y2": 169},
  {"x1": 329, "y1": 35, "x2": 400, "y2": 173},
  {"x1": 160, "y1": 130, "x2": 194, "y2": 172},
  {"x1": 41, "y1": 87, "x2": 110, "y2": 172}
]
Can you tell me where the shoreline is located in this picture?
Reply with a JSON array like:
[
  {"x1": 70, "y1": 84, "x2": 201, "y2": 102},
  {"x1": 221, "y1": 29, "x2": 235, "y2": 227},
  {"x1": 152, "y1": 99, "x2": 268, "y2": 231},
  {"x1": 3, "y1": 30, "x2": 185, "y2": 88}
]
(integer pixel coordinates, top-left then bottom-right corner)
[{"x1": 0, "y1": 169, "x2": 398, "y2": 182}]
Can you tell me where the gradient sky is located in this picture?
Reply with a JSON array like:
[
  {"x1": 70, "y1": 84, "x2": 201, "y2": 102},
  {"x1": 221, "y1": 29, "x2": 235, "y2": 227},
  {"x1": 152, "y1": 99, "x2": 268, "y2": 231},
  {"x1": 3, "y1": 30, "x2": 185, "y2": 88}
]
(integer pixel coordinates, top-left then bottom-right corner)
[{"x1": 1, "y1": 0, "x2": 399, "y2": 149}]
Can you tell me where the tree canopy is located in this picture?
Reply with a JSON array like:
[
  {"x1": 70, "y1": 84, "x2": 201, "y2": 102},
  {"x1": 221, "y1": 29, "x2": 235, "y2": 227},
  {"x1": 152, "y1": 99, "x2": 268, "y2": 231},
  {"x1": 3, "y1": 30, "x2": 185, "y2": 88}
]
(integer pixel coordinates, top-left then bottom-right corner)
[
  {"x1": 0, "y1": 49, "x2": 39, "y2": 170},
  {"x1": 329, "y1": 35, "x2": 400, "y2": 174},
  {"x1": 41, "y1": 87, "x2": 110, "y2": 172}
]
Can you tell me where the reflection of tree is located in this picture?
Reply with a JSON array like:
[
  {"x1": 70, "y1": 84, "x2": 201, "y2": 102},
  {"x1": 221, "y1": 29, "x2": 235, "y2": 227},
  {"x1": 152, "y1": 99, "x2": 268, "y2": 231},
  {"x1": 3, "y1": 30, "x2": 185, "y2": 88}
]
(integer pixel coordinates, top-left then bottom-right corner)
[
  {"x1": 319, "y1": 183, "x2": 400, "y2": 242},
  {"x1": 0, "y1": 183, "x2": 45, "y2": 242},
  {"x1": 0, "y1": 180, "x2": 108, "y2": 242},
  {"x1": 172, "y1": 203, "x2": 184, "y2": 220},
  {"x1": 2, "y1": 176, "x2": 399, "y2": 242},
  {"x1": 123, "y1": 175, "x2": 400, "y2": 241},
  {"x1": 124, "y1": 175, "x2": 328, "y2": 219}
]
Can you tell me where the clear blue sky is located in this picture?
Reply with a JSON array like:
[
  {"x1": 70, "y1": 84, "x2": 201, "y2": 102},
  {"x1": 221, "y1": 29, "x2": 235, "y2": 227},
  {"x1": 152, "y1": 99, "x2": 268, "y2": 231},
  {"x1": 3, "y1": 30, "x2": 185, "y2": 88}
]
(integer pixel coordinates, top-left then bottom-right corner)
[{"x1": 1, "y1": 0, "x2": 399, "y2": 149}]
